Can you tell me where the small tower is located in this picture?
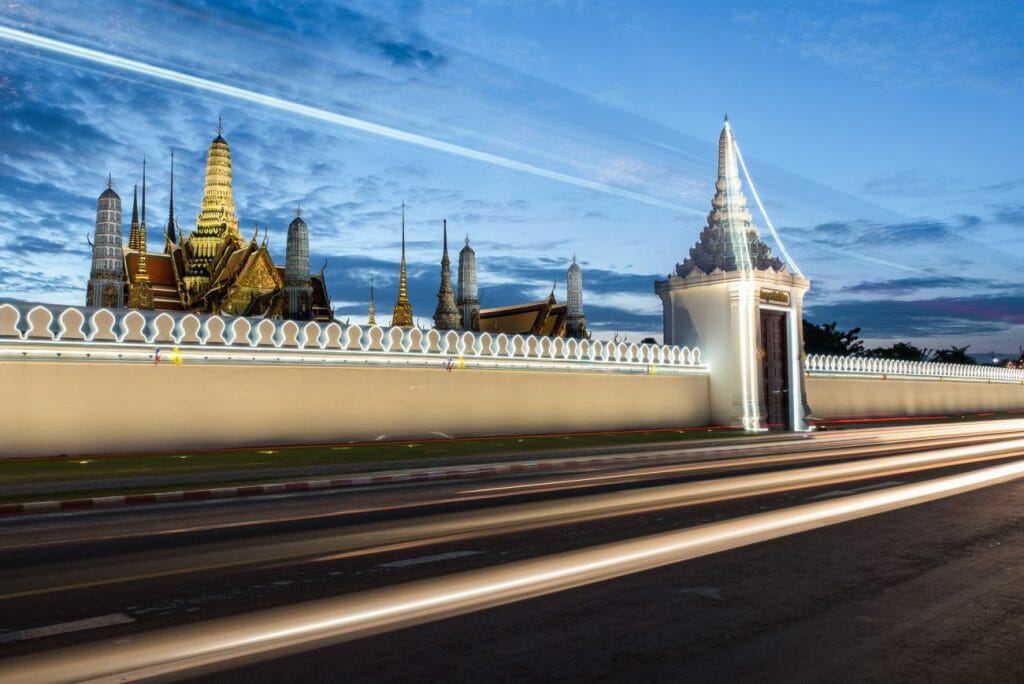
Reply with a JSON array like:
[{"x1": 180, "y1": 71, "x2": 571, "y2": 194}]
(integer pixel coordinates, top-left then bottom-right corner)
[
  {"x1": 283, "y1": 208, "x2": 313, "y2": 320},
  {"x1": 565, "y1": 255, "x2": 587, "y2": 339},
  {"x1": 164, "y1": 149, "x2": 177, "y2": 253},
  {"x1": 433, "y1": 219, "x2": 460, "y2": 330},
  {"x1": 655, "y1": 117, "x2": 810, "y2": 431},
  {"x1": 368, "y1": 276, "x2": 377, "y2": 326},
  {"x1": 86, "y1": 176, "x2": 126, "y2": 308},
  {"x1": 391, "y1": 203, "x2": 414, "y2": 328},
  {"x1": 127, "y1": 171, "x2": 154, "y2": 310},
  {"x1": 457, "y1": 235, "x2": 480, "y2": 332}
]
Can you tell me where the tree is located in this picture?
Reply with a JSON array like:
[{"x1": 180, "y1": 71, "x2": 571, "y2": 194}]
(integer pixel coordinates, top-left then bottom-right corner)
[
  {"x1": 863, "y1": 341, "x2": 930, "y2": 362},
  {"x1": 931, "y1": 345, "x2": 976, "y2": 365},
  {"x1": 802, "y1": 320, "x2": 864, "y2": 356}
]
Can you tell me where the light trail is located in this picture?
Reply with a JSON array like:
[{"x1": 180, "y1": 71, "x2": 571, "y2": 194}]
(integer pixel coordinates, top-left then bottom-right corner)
[
  {"x1": 4, "y1": 419, "x2": 1021, "y2": 554},
  {"x1": 0, "y1": 24, "x2": 702, "y2": 215},
  {"x1": 4, "y1": 433, "x2": 1024, "y2": 600},
  {"x1": 732, "y1": 136, "x2": 804, "y2": 278},
  {"x1": 4, "y1": 457, "x2": 1024, "y2": 682}
]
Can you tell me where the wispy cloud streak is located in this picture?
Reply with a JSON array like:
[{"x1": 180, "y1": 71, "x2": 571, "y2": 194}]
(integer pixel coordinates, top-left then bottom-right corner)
[{"x1": 0, "y1": 25, "x2": 702, "y2": 216}]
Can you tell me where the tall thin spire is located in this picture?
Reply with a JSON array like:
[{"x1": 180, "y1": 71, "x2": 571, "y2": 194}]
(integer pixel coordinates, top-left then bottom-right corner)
[
  {"x1": 127, "y1": 169, "x2": 153, "y2": 309},
  {"x1": 165, "y1": 149, "x2": 177, "y2": 251},
  {"x1": 433, "y1": 218, "x2": 459, "y2": 330},
  {"x1": 136, "y1": 160, "x2": 150, "y2": 282},
  {"x1": 128, "y1": 183, "x2": 140, "y2": 251},
  {"x1": 139, "y1": 157, "x2": 148, "y2": 255},
  {"x1": 391, "y1": 201, "x2": 413, "y2": 328},
  {"x1": 368, "y1": 276, "x2": 377, "y2": 326}
]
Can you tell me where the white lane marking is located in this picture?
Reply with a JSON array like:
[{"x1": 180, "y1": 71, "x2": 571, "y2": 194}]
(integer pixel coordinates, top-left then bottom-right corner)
[
  {"x1": 0, "y1": 613, "x2": 135, "y2": 643},
  {"x1": 807, "y1": 481, "x2": 904, "y2": 501},
  {"x1": 378, "y1": 551, "x2": 483, "y2": 569}
]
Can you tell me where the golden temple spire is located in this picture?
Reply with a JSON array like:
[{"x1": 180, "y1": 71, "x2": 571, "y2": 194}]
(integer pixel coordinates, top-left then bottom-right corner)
[
  {"x1": 391, "y1": 202, "x2": 413, "y2": 328},
  {"x1": 128, "y1": 183, "x2": 141, "y2": 251},
  {"x1": 196, "y1": 117, "x2": 241, "y2": 245},
  {"x1": 127, "y1": 166, "x2": 154, "y2": 309},
  {"x1": 368, "y1": 275, "x2": 377, "y2": 325},
  {"x1": 138, "y1": 157, "x2": 148, "y2": 268},
  {"x1": 165, "y1": 149, "x2": 177, "y2": 252}
]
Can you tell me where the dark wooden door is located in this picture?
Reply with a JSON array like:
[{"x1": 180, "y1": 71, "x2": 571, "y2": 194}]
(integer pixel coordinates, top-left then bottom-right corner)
[{"x1": 760, "y1": 311, "x2": 790, "y2": 430}]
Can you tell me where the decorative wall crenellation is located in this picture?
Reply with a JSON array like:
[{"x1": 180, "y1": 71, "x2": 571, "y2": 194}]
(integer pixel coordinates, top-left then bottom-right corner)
[
  {"x1": 0, "y1": 303, "x2": 704, "y2": 371},
  {"x1": 805, "y1": 354, "x2": 1024, "y2": 385}
]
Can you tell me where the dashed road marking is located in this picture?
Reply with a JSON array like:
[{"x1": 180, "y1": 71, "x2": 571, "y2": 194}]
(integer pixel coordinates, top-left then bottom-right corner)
[{"x1": 0, "y1": 613, "x2": 135, "y2": 643}]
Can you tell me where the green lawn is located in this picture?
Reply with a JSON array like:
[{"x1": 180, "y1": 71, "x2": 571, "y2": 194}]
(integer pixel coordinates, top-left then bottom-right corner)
[{"x1": 0, "y1": 427, "x2": 745, "y2": 490}]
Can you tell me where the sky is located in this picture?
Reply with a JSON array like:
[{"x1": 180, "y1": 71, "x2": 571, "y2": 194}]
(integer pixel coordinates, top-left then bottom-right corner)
[{"x1": 0, "y1": 0, "x2": 1022, "y2": 353}]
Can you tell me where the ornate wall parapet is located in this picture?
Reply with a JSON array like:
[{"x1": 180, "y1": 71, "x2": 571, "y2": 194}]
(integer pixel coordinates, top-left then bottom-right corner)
[
  {"x1": 0, "y1": 303, "x2": 706, "y2": 375},
  {"x1": 805, "y1": 354, "x2": 1024, "y2": 385}
]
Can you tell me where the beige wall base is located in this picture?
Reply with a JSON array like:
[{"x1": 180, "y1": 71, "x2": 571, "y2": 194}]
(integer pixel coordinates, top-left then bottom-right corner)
[
  {"x1": 1, "y1": 361, "x2": 711, "y2": 458},
  {"x1": 807, "y1": 376, "x2": 1024, "y2": 419}
]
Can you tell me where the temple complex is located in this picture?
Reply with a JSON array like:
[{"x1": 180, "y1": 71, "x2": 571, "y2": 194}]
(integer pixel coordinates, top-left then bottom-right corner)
[
  {"x1": 85, "y1": 122, "x2": 590, "y2": 335},
  {"x1": 85, "y1": 121, "x2": 332, "y2": 321}
]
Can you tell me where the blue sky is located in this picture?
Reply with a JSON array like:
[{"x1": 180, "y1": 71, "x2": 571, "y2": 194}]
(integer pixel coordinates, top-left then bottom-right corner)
[{"x1": 0, "y1": 1, "x2": 1022, "y2": 352}]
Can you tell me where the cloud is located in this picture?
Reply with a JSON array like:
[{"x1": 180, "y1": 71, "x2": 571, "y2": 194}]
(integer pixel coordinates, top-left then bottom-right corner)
[
  {"x1": 376, "y1": 40, "x2": 447, "y2": 69},
  {"x1": 806, "y1": 293, "x2": 1024, "y2": 339},
  {"x1": 768, "y1": 4, "x2": 1024, "y2": 94},
  {"x1": 993, "y1": 205, "x2": 1024, "y2": 226},
  {"x1": 861, "y1": 171, "x2": 954, "y2": 198},
  {"x1": 793, "y1": 218, "x2": 956, "y2": 248},
  {"x1": 840, "y1": 276, "x2": 1005, "y2": 296}
]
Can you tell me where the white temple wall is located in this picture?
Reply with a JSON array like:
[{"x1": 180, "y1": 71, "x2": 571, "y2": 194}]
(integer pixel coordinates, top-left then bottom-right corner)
[
  {"x1": 806, "y1": 376, "x2": 1024, "y2": 419},
  {"x1": 661, "y1": 281, "x2": 736, "y2": 425},
  {"x1": 0, "y1": 360, "x2": 710, "y2": 458}
]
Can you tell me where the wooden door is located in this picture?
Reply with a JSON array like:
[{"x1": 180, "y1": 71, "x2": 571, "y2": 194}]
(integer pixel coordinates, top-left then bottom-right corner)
[{"x1": 760, "y1": 311, "x2": 790, "y2": 430}]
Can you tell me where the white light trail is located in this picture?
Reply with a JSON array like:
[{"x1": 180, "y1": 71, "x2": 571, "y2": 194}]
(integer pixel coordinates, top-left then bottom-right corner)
[
  {"x1": 732, "y1": 137, "x2": 805, "y2": 278},
  {"x1": 0, "y1": 25, "x2": 703, "y2": 215},
  {"x1": 5, "y1": 457, "x2": 1024, "y2": 682}
]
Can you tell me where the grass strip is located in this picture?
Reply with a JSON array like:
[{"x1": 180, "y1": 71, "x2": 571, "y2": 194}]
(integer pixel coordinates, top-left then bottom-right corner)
[{"x1": 0, "y1": 427, "x2": 745, "y2": 490}]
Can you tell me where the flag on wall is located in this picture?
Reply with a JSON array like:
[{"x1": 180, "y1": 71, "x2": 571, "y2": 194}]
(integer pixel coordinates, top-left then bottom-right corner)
[
  {"x1": 170, "y1": 347, "x2": 184, "y2": 366},
  {"x1": 446, "y1": 356, "x2": 454, "y2": 372},
  {"x1": 154, "y1": 347, "x2": 162, "y2": 365},
  {"x1": 458, "y1": 355, "x2": 465, "y2": 370}
]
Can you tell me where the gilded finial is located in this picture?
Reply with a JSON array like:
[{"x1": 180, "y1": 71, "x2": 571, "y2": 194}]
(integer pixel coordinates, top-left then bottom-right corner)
[
  {"x1": 724, "y1": 113, "x2": 729, "y2": 122},
  {"x1": 217, "y1": 115, "x2": 223, "y2": 136},
  {"x1": 296, "y1": 205, "x2": 302, "y2": 219},
  {"x1": 106, "y1": 174, "x2": 113, "y2": 189},
  {"x1": 464, "y1": 234, "x2": 469, "y2": 247}
]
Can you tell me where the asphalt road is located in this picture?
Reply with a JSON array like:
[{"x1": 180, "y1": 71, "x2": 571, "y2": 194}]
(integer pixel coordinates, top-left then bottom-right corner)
[
  {"x1": 215, "y1": 475, "x2": 1024, "y2": 684},
  {"x1": 2, "y1": 423, "x2": 1024, "y2": 682}
]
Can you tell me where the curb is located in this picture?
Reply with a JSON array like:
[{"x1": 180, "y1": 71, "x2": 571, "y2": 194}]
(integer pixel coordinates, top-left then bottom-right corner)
[{"x1": 0, "y1": 452, "x2": 670, "y2": 518}]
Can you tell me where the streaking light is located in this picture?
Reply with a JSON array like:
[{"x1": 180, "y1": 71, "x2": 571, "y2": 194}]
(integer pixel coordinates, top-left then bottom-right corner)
[
  {"x1": 0, "y1": 25, "x2": 702, "y2": 214},
  {"x1": 732, "y1": 137, "x2": 804, "y2": 278},
  {"x1": 5, "y1": 458, "x2": 1024, "y2": 682}
]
